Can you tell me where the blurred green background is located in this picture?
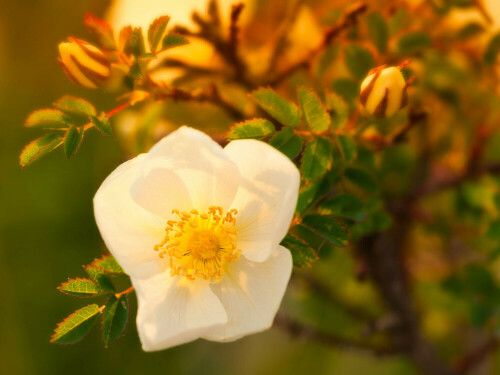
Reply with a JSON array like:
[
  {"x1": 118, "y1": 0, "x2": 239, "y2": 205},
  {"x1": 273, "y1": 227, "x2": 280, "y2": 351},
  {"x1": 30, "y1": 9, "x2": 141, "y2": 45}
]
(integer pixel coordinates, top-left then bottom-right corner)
[{"x1": 2, "y1": 1, "x2": 492, "y2": 374}]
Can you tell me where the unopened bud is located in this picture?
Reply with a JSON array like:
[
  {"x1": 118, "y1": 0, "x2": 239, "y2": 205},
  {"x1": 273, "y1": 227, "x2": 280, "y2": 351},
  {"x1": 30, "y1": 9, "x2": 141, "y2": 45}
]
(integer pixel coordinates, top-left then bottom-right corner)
[
  {"x1": 359, "y1": 65, "x2": 410, "y2": 118},
  {"x1": 58, "y1": 38, "x2": 111, "y2": 88}
]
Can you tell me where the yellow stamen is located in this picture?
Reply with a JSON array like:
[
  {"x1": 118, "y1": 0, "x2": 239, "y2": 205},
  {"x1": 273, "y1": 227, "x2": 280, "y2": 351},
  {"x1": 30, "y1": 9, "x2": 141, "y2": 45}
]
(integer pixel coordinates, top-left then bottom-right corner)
[{"x1": 154, "y1": 206, "x2": 241, "y2": 282}]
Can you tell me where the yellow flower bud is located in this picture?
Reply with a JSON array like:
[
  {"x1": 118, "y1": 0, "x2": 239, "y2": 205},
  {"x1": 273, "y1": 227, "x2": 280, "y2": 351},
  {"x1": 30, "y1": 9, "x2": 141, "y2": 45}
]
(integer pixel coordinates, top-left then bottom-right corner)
[
  {"x1": 359, "y1": 65, "x2": 410, "y2": 118},
  {"x1": 58, "y1": 38, "x2": 111, "y2": 88}
]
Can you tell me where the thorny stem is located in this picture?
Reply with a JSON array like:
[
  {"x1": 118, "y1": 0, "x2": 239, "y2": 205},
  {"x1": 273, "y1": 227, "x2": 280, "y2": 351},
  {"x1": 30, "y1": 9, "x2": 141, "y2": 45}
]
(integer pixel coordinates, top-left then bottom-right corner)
[
  {"x1": 267, "y1": 2, "x2": 367, "y2": 86},
  {"x1": 274, "y1": 311, "x2": 398, "y2": 356}
]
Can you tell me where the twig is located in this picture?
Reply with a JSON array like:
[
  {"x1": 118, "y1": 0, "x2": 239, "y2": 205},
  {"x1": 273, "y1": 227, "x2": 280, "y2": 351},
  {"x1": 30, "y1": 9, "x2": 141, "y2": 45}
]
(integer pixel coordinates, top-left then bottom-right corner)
[
  {"x1": 267, "y1": 2, "x2": 367, "y2": 86},
  {"x1": 274, "y1": 311, "x2": 398, "y2": 355},
  {"x1": 413, "y1": 162, "x2": 500, "y2": 198},
  {"x1": 454, "y1": 337, "x2": 499, "y2": 374},
  {"x1": 155, "y1": 85, "x2": 246, "y2": 120},
  {"x1": 229, "y1": 3, "x2": 245, "y2": 51},
  {"x1": 292, "y1": 271, "x2": 378, "y2": 322}
]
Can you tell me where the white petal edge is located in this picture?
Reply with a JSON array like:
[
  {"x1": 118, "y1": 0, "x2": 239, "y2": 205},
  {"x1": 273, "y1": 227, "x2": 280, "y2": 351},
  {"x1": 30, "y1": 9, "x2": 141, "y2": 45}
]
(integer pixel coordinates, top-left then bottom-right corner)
[
  {"x1": 203, "y1": 245, "x2": 292, "y2": 342},
  {"x1": 135, "y1": 126, "x2": 240, "y2": 212},
  {"x1": 93, "y1": 154, "x2": 166, "y2": 278},
  {"x1": 133, "y1": 272, "x2": 228, "y2": 351},
  {"x1": 223, "y1": 140, "x2": 300, "y2": 262}
]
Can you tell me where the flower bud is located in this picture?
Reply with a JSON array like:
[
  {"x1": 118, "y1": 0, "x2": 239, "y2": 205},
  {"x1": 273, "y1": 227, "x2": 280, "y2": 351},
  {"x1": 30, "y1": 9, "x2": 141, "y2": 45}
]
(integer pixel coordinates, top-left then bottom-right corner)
[
  {"x1": 359, "y1": 65, "x2": 409, "y2": 118},
  {"x1": 58, "y1": 38, "x2": 111, "y2": 88}
]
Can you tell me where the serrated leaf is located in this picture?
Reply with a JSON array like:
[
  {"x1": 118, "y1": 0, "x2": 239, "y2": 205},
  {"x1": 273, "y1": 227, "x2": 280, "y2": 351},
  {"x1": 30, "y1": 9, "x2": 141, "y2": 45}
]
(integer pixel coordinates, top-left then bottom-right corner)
[
  {"x1": 25, "y1": 109, "x2": 71, "y2": 128},
  {"x1": 302, "y1": 214, "x2": 348, "y2": 247},
  {"x1": 366, "y1": 12, "x2": 388, "y2": 53},
  {"x1": 148, "y1": 16, "x2": 170, "y2": 53},
  {"x1": 297, "y1": 87, "x2": 331, "y2": 134},
  {"x1": 162, "y1": 33, "x2": 189, "y2": 49},
  {"x1": 51, "y1": 304, "x2": 102, "y2": 344},
  {"x1": 397, "y1": 32, "x2": 432, "y2": 55},
  {"x1": 484, "y1": 32, "x2": 500, "y2": 66},
  {"x1": 227, "y1": 119, "x2": 275, "y2": 140},
  {"x1": 93, "y1": 255, "x2": 125, "y2": 275},
  {"x1": 85, "y1": 265, "x2": 115, "y2": 293},
  {"x1": 344, "y1": 44, "x2": 374, "y2": 79},
  {"x1": 85, "y1": 13, "x2": 116, "y2": 51},
  {"x1": 20, "y1": 133, "x2": 62, "y2": 168},
  {"x1": 269, "y1": 127, "x2": 303, "y2": 159},
  {"x1": 320, "y1": 193, "x2": 366, "y2": 221},
  {"x1": 64, "y1": 126, "x2": 84, "y2": 159},
  {"x1": 336, "y1": 134, "x2": 357, "y2": 163},
  {"x1": 58, "y1": 277, "x2": 110, "y2": 297},
  {"x1": 90, "y1": 113, "x2": 112, "y2": 136},
  {"x1": 102, "y1": 294, "x2": 129, "y2": 347},
  {"x1": 252, "y1": 88, "x2": 301, "y2": 127},
  {"x1": 300, "y1": 137, "x2": 333, "y2": 181},
  {"x1": 344, "y1": 167, "x2": 378, "y2": 193},
  {"x1": 130, "y1": 27, "x2": 146, "y2": 57},
  {"x1": 325, "y1": 91, "x2": 349, "y2": 129},
  {"x1": 54, "y1": 96, "x2": 97, "y2": 118},
  {"x1": 281, "y1": 233, "x2": 318, "y2": 268}
]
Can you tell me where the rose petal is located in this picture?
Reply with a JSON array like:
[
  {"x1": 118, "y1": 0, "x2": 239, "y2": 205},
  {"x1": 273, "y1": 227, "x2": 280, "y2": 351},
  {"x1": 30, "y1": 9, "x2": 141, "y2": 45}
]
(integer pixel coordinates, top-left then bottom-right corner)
[
  {"x1": 223, "y1": 140, "x2": 300, "y2": 262},
  {"x1": 204, "y1": 245, "x2": 292, "y2": 342},
  {"x1": 134, "y1": 272, "x2": 227, "y2": 351}
]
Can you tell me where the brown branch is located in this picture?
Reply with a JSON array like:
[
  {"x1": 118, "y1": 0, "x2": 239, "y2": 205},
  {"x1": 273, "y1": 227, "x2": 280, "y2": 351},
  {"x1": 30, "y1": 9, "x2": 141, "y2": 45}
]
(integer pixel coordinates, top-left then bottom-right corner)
[
  {"x1": 454, "y1": 337, "x2": 499, "y2": 374},
  {"x1": 155, "y1": 85, "x2": 245, "y2": 120},
  {"x1": 413, "y1": 162, "x2": 500, "y2": 198},
  {"x1": 267, "y1": 2, "x2": 367, "y2": 86},
  {"x1": 274, "y1": 311, "x2": 398, "y2": 355},
  {"x1": 292, "y1": 271, "x2": 378, "y2": 322},
  {"x1": 229, "y1": 3, "x2": 245, "y2": 51}
]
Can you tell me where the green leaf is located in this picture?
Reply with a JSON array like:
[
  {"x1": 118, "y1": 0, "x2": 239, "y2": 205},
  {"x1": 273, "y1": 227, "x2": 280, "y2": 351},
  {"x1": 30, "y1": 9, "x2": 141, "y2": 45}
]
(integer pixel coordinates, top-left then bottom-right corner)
[
  {"x1": 227, "y1": 119, "x2": 275, "y2": 140},
  {"x1": 344, "y1": 44, "x2": 374, "y2": 79},
  {"x1": 20, "y1": 133, "x2": 62, "y2": 168},
  {"x1": 487, "y1": 219, "x2": 500, "y2": 239},
  {"x1": 85, "y1": 13, "x2": 116, "y2": 51},
  {"x1": 344, "y1": 167, "x2": 379, "y2": 193},
  {"x1": 85, "y1": 265, "x2": 115, "y2": 293},
  {"x1": 295, "y1": 172, "x2": 340, "y2": 215},
  {"x1": 316, "y1": 45, "x2": 339, "y2": 78},
  {"x1": 90, "y1": 113, "x2": 113, "y2": 136},
  {"x1": 51, "y1": 304, "x2": 102, "y2": 344},
  {"x1": 281, "y1": 233, "x2": 318, "y2": 268},
  {"x1": 484, "y1": 32, "x2": 500, "y2": 66},
  {"x1": 130, "y1": 27, "x2": 146, "y2": 57},
  {"x1": 300, "y1": 137, "x2": 333, "y2": 181},
  {"x1": 92, "y1": 255, "x2": 125, "y2": 275},
  {"x1": 302, "y1": 214, "x2": 348, "y2": 247},
  {"x1": 325, "y1": 91, "x2": 349, "y2": 129},
  {"x1": 25, "y1": 109, "x2": 71, "y2": 128},
  {"x1": 57, "y1": 278, "x2": 106, "y2": 297},
  {"x1": 366, "y1": 12, "x2": 388, "y2": 53},
  {"x1": 102, "y1": 294, "x2": 129, "y2": 347},
  {"x1": 53, "y1": 96, "x2": 97, "y2": 118},
  {"x1": 148, "y1": 16, "x2": 170, "y2": 53},
  {"x1": 162, "y1": 33, "x2": 189, "y2": 49},
  {"x1": 64, "y1": 126, "x2": 84, "y2": 159},
  {"x1": 297, "y1": 87, "x2": 331, "y2": 134},
  {"x1": 320, "y1": 193, "x2": 366, "y2": 221},
  {"x1": 331, "y1": 78, "x2": 359, "y2": 103},
  {"x1": 397, "y1": 32, "x2": 432, "y2": 55},
  {"x1": 336, "y1": 134, "x2": 357, "y2": 163},
  {"x1": 269, "y1": 127, "x2": 303, "y2": 159},
  {"x1": 251, "y1": 88, "x2": 301, "y2": 127}
]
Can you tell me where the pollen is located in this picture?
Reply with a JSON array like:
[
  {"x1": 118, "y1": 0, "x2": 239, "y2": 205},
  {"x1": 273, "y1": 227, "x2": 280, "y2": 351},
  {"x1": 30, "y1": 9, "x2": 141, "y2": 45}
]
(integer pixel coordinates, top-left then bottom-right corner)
[{"x1": 154, "y1": 206, "x2": 241, "y2": 282}]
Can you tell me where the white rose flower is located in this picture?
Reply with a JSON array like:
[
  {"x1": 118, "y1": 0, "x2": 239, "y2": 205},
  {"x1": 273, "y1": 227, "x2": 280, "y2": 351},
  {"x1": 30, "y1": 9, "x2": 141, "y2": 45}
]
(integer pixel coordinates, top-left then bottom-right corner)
[{"x1": 94, "y1": 126, "x2": 299, "y2": 351}]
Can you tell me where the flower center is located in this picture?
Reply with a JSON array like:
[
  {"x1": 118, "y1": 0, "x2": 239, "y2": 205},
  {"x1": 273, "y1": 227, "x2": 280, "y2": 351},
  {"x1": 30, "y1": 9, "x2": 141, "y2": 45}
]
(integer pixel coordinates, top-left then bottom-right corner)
[{"x1": 154, "y1": 206, "x2": 241, "y2": 282}]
